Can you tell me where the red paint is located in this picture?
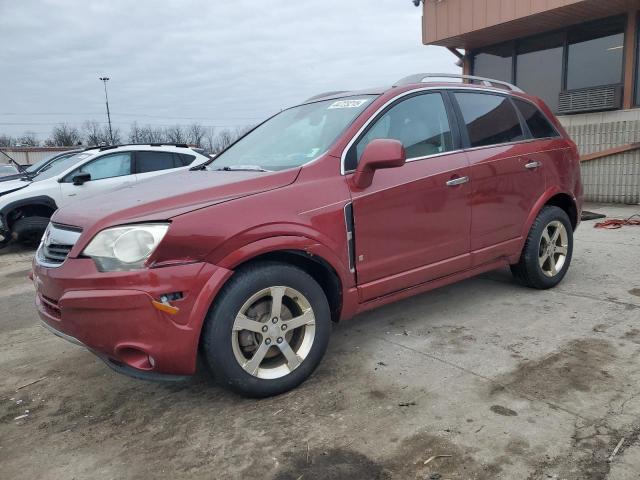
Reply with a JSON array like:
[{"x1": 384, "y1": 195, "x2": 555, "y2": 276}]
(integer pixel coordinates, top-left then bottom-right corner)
[{"x1": 33, "y1": 83, "x2": 582, "y2": 377}]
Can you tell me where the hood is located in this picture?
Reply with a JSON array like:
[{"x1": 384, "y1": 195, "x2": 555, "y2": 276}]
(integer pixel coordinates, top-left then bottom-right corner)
[
  {"x1": 0, "y1": 178, "x2": 30, "y2": 196},
  {"x1": 53, "y1": 168, "x2": 300, "y2": 229}
]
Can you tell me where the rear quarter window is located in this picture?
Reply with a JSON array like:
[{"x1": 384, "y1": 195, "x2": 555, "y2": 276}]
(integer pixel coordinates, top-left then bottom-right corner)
[
  {"x1": 454, "y1": 92, "x2": 525, "y2": 148},
  {"x1": 513, "y1": 99, "x2": 559, "y2": 139}
]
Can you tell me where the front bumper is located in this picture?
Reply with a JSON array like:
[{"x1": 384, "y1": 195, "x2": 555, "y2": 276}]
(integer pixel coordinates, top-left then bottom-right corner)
[{"x1": 33, "y1": 257, "x2": 233, "y2": 377}]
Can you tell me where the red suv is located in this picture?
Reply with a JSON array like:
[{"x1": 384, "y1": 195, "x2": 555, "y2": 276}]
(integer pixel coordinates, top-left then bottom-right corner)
[{"x1": 33, "y1": 74, "x2": 583, "y2": 397}]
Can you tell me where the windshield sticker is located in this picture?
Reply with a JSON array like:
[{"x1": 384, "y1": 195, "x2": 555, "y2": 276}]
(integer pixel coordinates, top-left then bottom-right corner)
[{"x1": 328, "y1": 99, "x2": 369, "y2": 109}]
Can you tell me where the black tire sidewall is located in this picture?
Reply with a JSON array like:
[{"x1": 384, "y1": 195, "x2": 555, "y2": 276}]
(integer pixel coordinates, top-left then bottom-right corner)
[
  {"x1": 201, "y1": 262, "x2": 331, "y2": 398},
  {"x1": 523, "y1": 206, "x2": 574, "y2": 289}
]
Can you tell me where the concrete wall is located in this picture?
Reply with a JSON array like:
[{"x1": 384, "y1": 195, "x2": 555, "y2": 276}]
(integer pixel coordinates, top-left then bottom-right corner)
[
  {"x1": 559, "y1": 110, "x2": 640, "y2": 204},
  {"x1": 0, "y1": 147, "x2": 76, "y2": 166}
]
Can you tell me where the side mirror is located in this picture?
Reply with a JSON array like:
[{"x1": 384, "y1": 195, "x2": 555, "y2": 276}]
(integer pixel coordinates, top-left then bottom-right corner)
[
  {"x1": 72, "y1": 172, "x2": 91, "y2": 185},
  {"x1": 351, "y1": 139, "x2": 406, "y2": 189}
]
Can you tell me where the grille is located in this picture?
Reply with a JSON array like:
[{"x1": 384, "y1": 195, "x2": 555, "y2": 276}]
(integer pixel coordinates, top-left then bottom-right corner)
[
  {"x1": 41, "y1": 243, "x2": 73, "y2": 264},
  {"x1": 36, "y1": 223, "x2": 82, "y2": 268},
  {"x1": 558, "y1": 85, "x2": 623, "y2": 115}
]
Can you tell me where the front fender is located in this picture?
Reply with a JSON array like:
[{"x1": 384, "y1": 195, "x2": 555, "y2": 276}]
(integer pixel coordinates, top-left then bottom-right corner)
[{"x1": 213, "y1": 234, "x2": 355, "y2": 290}]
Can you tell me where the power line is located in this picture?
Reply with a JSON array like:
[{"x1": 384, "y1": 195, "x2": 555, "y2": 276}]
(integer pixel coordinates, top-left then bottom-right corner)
[{"x1": 0, "y1": 112, "x2": 263, "y2": 121}]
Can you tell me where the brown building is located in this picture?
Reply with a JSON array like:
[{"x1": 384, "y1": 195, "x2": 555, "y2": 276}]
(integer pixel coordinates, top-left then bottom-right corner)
[{"x1": 422, "y1": 0, "x2": 640, "y2": 204}]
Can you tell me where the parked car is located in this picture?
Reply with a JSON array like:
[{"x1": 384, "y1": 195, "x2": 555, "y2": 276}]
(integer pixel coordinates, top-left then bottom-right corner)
[
  {"x1": 0, "y1": 163, "x2": 19, "y2": 178},
  {"x1": 0, "y1": 144, "x2": 208, "y2": 246},
  {"x1": 0, "y1": 150, "x2": 81, "y2": 183},
  {"x1": 33, "y1": 74, "x2": 583, "y2": 397}
]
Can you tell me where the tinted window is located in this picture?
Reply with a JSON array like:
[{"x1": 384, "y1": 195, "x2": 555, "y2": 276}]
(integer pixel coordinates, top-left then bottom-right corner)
[
  {"x1": 347, "y1": 93, "x2": 453, "y2": 170},
  {"x1": 567, "y1": 16, "x2": 625, "y2": 90},
  {"x1": 455, "y1": 93, "x2": 524, "y2": 148},
  {"x1": 516, "y1": 33, "x2": 564, "y2": 112},
  {"x1": 77, "y1": 152, "x2": 131, "y2": 181},
  {"x1": 136, "y1": 151, "x2": 177, "y2": 173},
  {"x1": 178, "y1": 153, "x2": 195, "y2": 166},
  {"x1": 513, "y1": 99, "x2": 558, "y2": 139},
  {"x1": 473, "y1": 43, "x2": 514, "y2": 83}
]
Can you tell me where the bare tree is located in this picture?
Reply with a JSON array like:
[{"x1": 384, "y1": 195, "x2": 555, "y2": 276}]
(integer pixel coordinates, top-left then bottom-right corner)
[
  {"x1": 165, "y1": 125, "x2": 186, "y2": 144},
  {"x1": 110, "y1": 127, "x2": 122, "y2": 145},
  {"x1": 202, "y1": 127, "x2": 216, "y2": 153},
  {"x1": 187, "y1": 123, "x2": 205, "y2": 147},
  {"x1": 50, "y1": 124, "x2": 81, "y2": 146},
  {"x1": 213, "y1": 129, "x2": 235, "y2": 153},
  {"x1": 17, "y1": 132, "x2": 39, "y2": 147},
  {"x1": 128, "y1": 122, "x2": 142, "y2": 144},
  {"x1": 83, "y1": 120, "x2": 105, "y2": 146},
  {"x1": 139, "y1": 125, "x2": 166, "y2": 143},
  {"x1": 0, "y1": 134, "x2": 14, "y2": 147}
]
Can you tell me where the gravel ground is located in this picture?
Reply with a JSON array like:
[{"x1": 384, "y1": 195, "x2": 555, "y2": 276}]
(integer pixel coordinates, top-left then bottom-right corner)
[{"x1": 1, "y1": 203, "x2": 639, "y2": 479}]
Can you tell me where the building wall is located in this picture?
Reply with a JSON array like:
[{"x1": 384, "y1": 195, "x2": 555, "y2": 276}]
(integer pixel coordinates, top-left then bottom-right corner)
[
  {"x1": 0, "y1": 147, "x2": 75, "y2": 166},
  {"x1": 559, "y1": 110, "x2": 640, "y2": 204},
  {"x1": 424, "y1": 0, "x2": 584, "y2": 46}
]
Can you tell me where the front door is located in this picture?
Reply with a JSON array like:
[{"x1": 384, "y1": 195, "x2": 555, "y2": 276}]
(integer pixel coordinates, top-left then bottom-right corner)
[
  {"x1": 346, "y1": 91, "x2": 472, "y2": 301},
  {"x1": 58, "y1": 151, "x2": 135, "y2": 206}
]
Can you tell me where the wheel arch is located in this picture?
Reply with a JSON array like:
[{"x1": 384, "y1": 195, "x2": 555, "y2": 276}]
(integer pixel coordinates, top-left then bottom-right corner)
[
  {"x1": 0, "y1": 195, "x2": 57, "y2": 230},
  {"x1": 219, "y1": 245, "x2": 346, "y2": 323},
  {"x1": 522, "y1": 189, "x2": 579, "y2": 240}
]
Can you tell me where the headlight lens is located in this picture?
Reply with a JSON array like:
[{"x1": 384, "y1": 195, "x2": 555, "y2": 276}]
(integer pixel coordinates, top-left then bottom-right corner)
[{"x1": 83, "y1": 223, "x2": 169, "y2": 271}]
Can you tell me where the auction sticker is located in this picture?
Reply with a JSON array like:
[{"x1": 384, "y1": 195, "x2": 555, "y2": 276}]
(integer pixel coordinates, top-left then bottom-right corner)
[{"x1": 328, "y1": 99, "x2": 369, "y2": 109}]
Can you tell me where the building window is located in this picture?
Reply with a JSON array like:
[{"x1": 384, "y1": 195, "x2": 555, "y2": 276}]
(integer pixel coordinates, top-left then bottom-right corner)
[
  {"x1": 566, "y1": 16, "x2": 625, "y2": 90},
  {"x1": 473, "y1": 43, "x2": 513, "y2": 83},
  {"x1": 516, "y1": 33, "x2": 564, "y2": 112}
]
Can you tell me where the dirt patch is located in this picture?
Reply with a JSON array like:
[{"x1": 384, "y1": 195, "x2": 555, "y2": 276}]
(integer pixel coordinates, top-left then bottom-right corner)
[
  {"x1": 623, "y1": 329, "x2": 640, "y2": 344},
  {"x1": 275, "y1": 431, "x2": 503, "y2": 480},
  {"x1": 490, "y1": 338, "x2": 616, "y2": 401},
  {"x1": 629, "y1": 288, "x2": 640, "y2": 297},
  {"x1": 490, "y1": 405, "x2": 518, "y2": 417}
]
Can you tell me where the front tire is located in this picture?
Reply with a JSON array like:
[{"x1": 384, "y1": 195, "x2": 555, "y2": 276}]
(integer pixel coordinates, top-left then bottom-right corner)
[
  {"x1": 510, "y1": 206, "x2": 573, "y2": 290},
  {"x1": 201, "y1": 262, "x2": 331, "y2": 398}
]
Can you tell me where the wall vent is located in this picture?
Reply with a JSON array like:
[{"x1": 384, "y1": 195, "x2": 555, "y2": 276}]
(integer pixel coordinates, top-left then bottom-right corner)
[{"x1": 558, "y1": 85, "x2": 623, "y2": 115}]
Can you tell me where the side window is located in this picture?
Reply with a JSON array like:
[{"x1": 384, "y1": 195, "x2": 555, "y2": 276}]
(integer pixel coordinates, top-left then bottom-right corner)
[
  {"x1": 76, "y1": 152, "x2": 131, "y2": 181},
  {"x1": 513, "y1": 99, "x2": 559, "y2": 139},
  {"x1": 346, "y1": 93, "x2": 453, "y2": 170},
  {"x1": 136, "y1": 151, "x2": 178, "y2": 173},
  {"x1": 454, "y1": 92, "x2": 525, "y2": 148},
  {"x1": 178, "y1": 153, "x2": 196, "y2": 166}
]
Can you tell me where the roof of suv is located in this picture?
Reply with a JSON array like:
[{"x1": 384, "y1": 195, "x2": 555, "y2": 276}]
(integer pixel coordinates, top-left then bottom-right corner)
[{"x1": 302, "y1": 73, "x2": 527, "y2": 105}]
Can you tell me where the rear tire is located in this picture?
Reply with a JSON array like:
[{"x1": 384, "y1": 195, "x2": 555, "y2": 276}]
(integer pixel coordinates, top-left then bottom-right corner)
[
  {"x1": 510, "y1": 206, "x2": 573, "y2": 290},
  {"x1": 12, "y1": 216, "x2": 50, "y2": 244},
  {"x1": 201, "y1": 262, "x2": 331, "y2": 398}
]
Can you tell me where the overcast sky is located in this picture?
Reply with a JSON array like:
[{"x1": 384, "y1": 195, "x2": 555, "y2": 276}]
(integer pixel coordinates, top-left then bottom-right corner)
[{"x1": 0, "y1": 0, "x2": 458, "y2": 140}]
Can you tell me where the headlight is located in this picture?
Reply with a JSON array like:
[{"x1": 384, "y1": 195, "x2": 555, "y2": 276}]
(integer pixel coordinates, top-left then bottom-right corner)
[{"x1": 83, "y1": 223, "x2": 169, "y2": 271}]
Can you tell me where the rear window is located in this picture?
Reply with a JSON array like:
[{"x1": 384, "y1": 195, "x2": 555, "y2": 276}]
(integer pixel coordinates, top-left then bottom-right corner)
[
  {"x1": 454, "y1": 92, "x2": 525, "y2": 148},
  {"x1": 513, "y1": 99, "x2": 559, "y2": 139}
]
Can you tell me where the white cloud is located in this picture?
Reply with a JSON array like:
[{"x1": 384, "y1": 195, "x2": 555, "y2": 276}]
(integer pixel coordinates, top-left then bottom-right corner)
[{"x1": 0, "y1": 0, "x2": 458, "y2": 138}]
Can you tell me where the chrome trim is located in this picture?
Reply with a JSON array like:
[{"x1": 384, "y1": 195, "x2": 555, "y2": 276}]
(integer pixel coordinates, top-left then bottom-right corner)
[
  {"x1": 394, "y1": 73, "x2": 524, "y2": 93},
  {"x1": 36, "y1": 222, "x2": 82, "y2": 268},
  {"x1": 525, "y1": 161, "x2": 543, "y2": 170},
  {"x1": 343, "y1": 202, "x2": 355, "y2": 273},
  {"x1": 339, "y1": 86, "x2": 563, "y2": 176},
  {"x1": 446, "y1": 176, "x2": 470, "y2": 187}
]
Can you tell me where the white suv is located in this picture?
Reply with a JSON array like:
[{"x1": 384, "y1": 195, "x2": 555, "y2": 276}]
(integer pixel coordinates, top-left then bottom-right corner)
[{"x1": 0, "y1": 144, "x2": 208, "y2": 247}]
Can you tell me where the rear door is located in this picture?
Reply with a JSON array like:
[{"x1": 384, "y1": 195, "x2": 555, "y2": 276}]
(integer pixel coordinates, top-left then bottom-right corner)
[
  {"x1": 452, "y1": 91, "x2": 547, "y2": 266},
  {"x1": 58, "y1": 151, "x2": 135, "y2": 206},
  {"x1": 347, "y1": 91, "x2": 472, "y2": 301}
]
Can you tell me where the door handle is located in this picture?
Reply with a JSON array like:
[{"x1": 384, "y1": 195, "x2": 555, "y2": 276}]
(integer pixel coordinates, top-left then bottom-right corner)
[
  {"x1": 524, "y1": 160, "x2": 542, "y2": 170},
  {"x1": 446, "y1": 176, "x2": 469, "y2": 187}
]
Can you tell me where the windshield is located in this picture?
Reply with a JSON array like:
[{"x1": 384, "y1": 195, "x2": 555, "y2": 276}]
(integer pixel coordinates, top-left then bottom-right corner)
[
  {"x1": 0, "y1": 164, "x2": 18, "y2": 175},
  {"x1": 25, "y1": 151, "x2": 76, "y2": 173},
  {"x1": 207, "y1": 96, "x2": 376, "y2": 172},
  {"x1": 30, "y1": 152, "x2": 93, "y2": 182}
]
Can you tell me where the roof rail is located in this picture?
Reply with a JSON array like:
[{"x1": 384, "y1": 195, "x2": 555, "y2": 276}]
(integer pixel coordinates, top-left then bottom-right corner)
[{"x1": 394, "y1": 73, "x2": 524, "y2": 93}]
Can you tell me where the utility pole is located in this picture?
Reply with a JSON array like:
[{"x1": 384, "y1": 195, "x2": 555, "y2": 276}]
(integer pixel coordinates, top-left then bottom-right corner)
[{"x1": 99, "y1": 76, "x2": 113, "y2": 144}]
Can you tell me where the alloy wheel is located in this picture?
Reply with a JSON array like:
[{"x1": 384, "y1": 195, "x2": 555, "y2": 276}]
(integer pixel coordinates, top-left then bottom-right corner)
[
  {"x1": 231, "y1": 286, "x2": 316, "y2": 379},
  {"x1": 538, "y1": 220, "x2": 569, "y2": 278}
]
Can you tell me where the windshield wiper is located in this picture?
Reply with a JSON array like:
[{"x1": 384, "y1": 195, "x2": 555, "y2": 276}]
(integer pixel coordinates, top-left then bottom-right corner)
[{"x1": 214, "y1": 165, "x2": 271, "y2": 172}]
